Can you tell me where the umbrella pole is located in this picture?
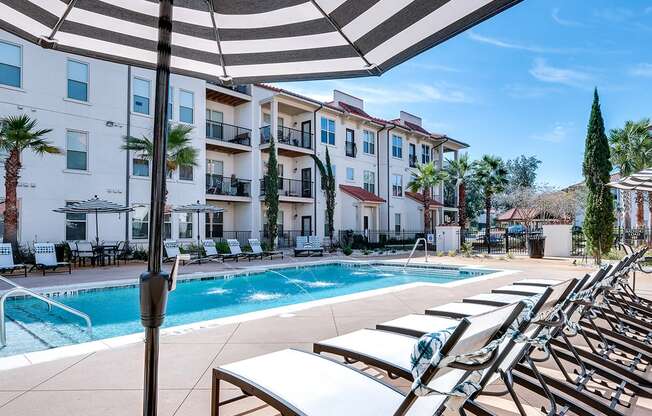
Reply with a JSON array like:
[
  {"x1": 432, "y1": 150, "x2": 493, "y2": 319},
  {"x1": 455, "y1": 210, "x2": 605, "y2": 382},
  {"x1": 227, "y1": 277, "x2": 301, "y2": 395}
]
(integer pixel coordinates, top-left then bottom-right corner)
[
  {"x1": 197, "y1": 210, "x2": 201, "y2": 264},
  {"x1": 140, "y1": 1, "x2": 173, "y2": 416},
  {"x1": 95, "y1": 210, "x2": 99, "y2": 246}
]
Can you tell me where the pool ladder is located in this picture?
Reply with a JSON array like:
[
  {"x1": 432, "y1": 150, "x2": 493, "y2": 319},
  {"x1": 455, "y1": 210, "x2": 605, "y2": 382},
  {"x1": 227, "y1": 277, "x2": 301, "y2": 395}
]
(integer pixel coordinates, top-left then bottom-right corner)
[
  {"x1": 0, "y1": 275, "x2": 92, "y2": 347},
  {"x1": 404, "y1": 238, "x2": 429, "y2": 269}
]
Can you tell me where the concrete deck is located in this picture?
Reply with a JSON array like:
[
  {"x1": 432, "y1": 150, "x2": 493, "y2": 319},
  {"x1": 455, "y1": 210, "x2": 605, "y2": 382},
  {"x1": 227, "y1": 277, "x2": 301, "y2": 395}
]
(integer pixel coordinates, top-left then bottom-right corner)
[{"x1": 0, "y1": 254, "x2": 650, "y2": 415}]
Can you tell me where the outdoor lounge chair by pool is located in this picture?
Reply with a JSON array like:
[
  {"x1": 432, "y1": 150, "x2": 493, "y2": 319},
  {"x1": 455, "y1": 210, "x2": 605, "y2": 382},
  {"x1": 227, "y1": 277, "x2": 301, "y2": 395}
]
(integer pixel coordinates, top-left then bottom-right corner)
[
  {"x1": 163, "y1": 240, "x2": 198, "y2": 264},
  {"x1": 293, "y1": 236, "x2": 324, "y2": 257},
  {"x1": 31, "y1": 243, "x2": 71, "y2": 275},
  {"x1": 0, "y1": 243, "x2": 27, "y2": 277},
  {"x1": 248, "y1": 239, "x2": 283, "y2": 260},
  {"x1": 212, "y1": 302, "x2": 524, "y2": 416},
  {"x1": 223, "y1": 239, "x2": 255, "y2": 262},
  {"x1": 201, "y1": 240, "x2": 224, "y2": 262}
]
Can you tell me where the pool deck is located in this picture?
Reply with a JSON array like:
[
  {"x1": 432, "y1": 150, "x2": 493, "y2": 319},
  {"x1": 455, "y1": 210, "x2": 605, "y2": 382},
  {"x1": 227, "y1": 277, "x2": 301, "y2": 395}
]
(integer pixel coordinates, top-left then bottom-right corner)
[{"x1": 1, "y1": 254, "x2": 651, "y2": 415}]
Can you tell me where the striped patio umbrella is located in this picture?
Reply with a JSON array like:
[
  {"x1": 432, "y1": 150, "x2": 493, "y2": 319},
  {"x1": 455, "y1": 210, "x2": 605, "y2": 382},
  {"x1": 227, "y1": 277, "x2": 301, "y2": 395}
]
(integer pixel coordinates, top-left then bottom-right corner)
[
  {"x1": 173, "y1": 201, "x2": 223, "y2": 263},
  {"x1": 608, "y1": 169, "x2": 652, "y2": 192},
  {"x1": 53, "y1": 195, "x2": 133, "y2": 245},
  {"x1": 0, "y1": 1, "x2": 523, "y2": 414}
]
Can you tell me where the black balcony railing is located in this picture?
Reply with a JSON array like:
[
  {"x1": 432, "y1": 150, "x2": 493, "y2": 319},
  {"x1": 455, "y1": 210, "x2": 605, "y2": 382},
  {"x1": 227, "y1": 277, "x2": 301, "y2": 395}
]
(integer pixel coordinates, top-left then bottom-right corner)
[
  {"x1": 260, "y1": 125, "x2": 312, "y2": 150},
  {"x1": 345, "y1": 141, "x2": 357, "y2": 157},
  {"x1": 206, "y1": 174, "x2": 251, "y2": 197},
  {"x1": 207, "y1": 231, "x2": 252, "y2": 247},
  {"x1": 206, "y1": 121, "x2": 252, "y2": 146},
  {"x1": 261, "y1": 229, "x2": 308, "y2": 248},
  {"x1": 260, "y1": 176, "x2": 313, "y2": 198},
  {"x1": 409, "y1": 155, "x2": 418, "y2": 168}
]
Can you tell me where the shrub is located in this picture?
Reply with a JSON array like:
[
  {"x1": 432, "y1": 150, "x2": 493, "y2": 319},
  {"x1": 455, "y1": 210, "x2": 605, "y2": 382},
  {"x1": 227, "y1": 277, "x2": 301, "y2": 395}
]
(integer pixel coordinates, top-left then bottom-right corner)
[
  {"x1": 342, "y1": 246, "x2": 353, "y2": 256},
  {"x1": 506, "y1": 252, "x2": 515, "y2": 259},
  {"x1": 131, "y1": 247, "x2": 149, "y2": 261},
  {"x1": 603, "y1": 248, "x2": 625, "y2": 261},
  {"x1": 436, "y1": 251, "x2": 445, "y2": 257},
  {"x1": 215, "y1": 241, "x2": 230, "y2": 254},
  {"x1": 448, "y1": 250, "x2": 457, "y2": 257},
  {"x1": 460, "y1": 242, "x2": 473, "y2": 257},
  {"x1": 362, "y1": 249, "x2": 371, "y2": 255}
]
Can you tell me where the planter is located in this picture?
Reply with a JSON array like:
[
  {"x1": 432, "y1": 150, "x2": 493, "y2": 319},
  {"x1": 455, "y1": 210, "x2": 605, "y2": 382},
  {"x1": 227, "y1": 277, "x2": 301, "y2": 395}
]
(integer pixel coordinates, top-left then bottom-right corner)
[{"x1": 527, "y1": 235, "x2": 546, "y2": 259}]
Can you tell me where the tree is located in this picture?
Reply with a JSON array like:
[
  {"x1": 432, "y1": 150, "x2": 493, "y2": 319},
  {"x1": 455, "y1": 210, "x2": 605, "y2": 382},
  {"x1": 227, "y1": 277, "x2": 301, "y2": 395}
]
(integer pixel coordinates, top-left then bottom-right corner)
[
  {"x1": 0, "y1": 115, "x2": 61, "y2": 248},
  {"x1": 122, "y1": 123, "x2": 198, "y2": 175},
  {"x1": 445, "y1": 153, "x2": 472, "y2": 231},
  {"x1": 474, "y1": 155, "x2": 509, "y2": 247},
  {"x1": 583, "y1": 89, "x2": 614, "y2": 263},
  {"x1": 506, "y1": 155, "x2": 541, "y2": 189},
  {"x1": 407, "y1": 162, "x2": 448, "y2": 232},
  {"x1": 264, "y1": 136, "x2": 280, "y2": 250},
  {"x1": 311, "y1": 147, "x2": 336, "y2": 247},
  {"x1": 609, "y1": 118, "x2": 652, "y2": 228}
]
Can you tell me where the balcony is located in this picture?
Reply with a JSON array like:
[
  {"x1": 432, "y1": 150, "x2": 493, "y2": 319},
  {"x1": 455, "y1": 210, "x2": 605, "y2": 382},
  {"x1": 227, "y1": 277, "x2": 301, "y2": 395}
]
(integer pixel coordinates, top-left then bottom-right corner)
[
  {"x1": 345, "y1": 141, "x2": 357, "y2": 158},
  {"x1": 409, "y1": 155, "x2": 418, "y2": 168},
  {"x1": 260, "y1": 176, "x2": 314, "y2": 202},
  {"x1": 260, "y1": 125, "x2": 313, "y2": 157},
  {"x1": 206, "y1": 174, "x2": 252, "y2": 202},
  {"x1": 206, "y1": 121, "x2": 251, "y2": 154}
]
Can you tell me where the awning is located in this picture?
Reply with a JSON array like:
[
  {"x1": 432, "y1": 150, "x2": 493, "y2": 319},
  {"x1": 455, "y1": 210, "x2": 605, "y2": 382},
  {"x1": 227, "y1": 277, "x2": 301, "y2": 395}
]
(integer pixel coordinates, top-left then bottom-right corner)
[
  {"x1": 339, "y1": 185, "x2": 385, "y2": 204},
  {"x1": 405, "y1": 191, "x2": 443, "y2": 208},
  {"x1": 608, "y1": 168, "x2": 652, "y2": 192}
]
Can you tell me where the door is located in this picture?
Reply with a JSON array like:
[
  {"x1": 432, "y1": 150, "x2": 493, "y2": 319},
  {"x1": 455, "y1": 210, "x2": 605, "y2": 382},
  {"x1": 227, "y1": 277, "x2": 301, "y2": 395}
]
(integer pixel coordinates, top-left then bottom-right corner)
[
  {"x1": 346, "y1": 129, "x2": 355, "y2": 157},
  {"x1": 206, "y1": 110, "x2": 223, "y2": 139},
  {"x1": 363, "y1": 216, "x2": 369, "y2": 238},
  {"x1": 301, "y1": 167, "x2": 312, "y2": 198},
  {"x1": 301, "y1": 216, "x2": 312, "y2": 236},
  {"x1": 301, "y1": 120, "x2": 311, "y2": 148}
]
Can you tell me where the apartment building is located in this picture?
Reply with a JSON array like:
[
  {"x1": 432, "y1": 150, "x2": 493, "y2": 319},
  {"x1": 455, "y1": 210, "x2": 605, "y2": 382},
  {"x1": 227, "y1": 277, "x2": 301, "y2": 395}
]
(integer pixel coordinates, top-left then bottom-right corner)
[{"x1": 0, "y1": 29, "x2": 467, "y2": 247}]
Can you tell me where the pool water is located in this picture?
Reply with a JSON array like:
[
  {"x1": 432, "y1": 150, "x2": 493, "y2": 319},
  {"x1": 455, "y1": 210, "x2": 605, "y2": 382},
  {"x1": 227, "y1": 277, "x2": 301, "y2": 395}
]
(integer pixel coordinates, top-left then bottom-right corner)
[{"x1": 1, "y1": 263, "x2": 491, "y2": 357}]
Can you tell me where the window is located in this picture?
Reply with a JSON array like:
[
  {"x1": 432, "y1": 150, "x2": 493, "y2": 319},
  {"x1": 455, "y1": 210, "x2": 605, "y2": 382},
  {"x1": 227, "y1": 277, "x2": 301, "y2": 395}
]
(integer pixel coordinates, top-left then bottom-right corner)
[
  {"x1": 346, "y1": 167, "x2": 354, "y2": 181},
  {"x1": 67, "y1": 60, "x2": 89, "y2": 101},
  {"x1": 206, "y1": 109, "x2": 223, "y2": 139},
  {"x1": 179, "y1": 165, "x2": 193, "y2": 181},
  {"x1": 178, "y1": 212, "x2": 193, "y2": 239},
  {"x1": 65, "y1": 202, "x2": 86, "y2": 241},
  {"x1": 392, "y1": 174, "x2": 403, "y2": 197},
  {"x1": 363, "y1": 130, "x2": 375, "y2": 155},
  {"x1": 0, "y1": 41, "x2": 21, "y2": 88},
  {"x1": 345, "y1": 129, "x2": 355, "y2": 157},
  {"x1": 320, "y1": 117, "x2": 335, "y2": 145},
  {"x1": 167, "y1": 86, "x2": 173, "y2": 120},
  {"x1": 421, "y1": 144, "x2": 431, "y2": 164},
  {"x1": 409, "y1": 143, "x2": 416, "y2": 167},
  {"x1": 363, "y1": 170, "x2": 375, "y2": 194},
  {"x1": 132, "y1": 206, "x2": 149, "y2": 239},
  {"x1": 164, "y1": 213, "x2": 172, "y2": 240},
  {"x1": 394, "y1": 213, "x2": 401, "y2": 234},
  {"x1": 179, "y1": 90, "x2": 194, "y2": 123},
  {"x1": 133, "y1": 78, "x2": 150, "y2": 115},
  {"x1": 392, "y1": 135, "x2": 403, "y2": 159},
  {"x1": 66, "y1": 130, "x2": 88, "y2": 170},
  {"x1": 205, "y1": 211, "x2": 223, "y2": 238},
  {"x1": 206, "y1": 109, "x2": 223, "y2": 123},
  {"x1": 133, "y1": 158, "x2": 149, "y2": 177}
]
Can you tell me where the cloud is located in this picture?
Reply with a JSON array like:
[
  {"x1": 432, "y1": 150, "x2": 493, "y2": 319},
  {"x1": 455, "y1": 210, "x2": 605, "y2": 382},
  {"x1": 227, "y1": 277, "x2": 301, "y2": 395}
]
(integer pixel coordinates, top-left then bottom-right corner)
[
  {"x1": 552, "y1": 8, "x2": 585, "y2": 27},
  {"x1": 467, "y1": 31, "x2": 556, "y2": 53},
  {"x1": 630, "y1": 63, "x2": 652, "y2": 77},
  {"x1": 529, "y1": 58, "x2": 593, "y2": 88},
  {"x1": 532, "y1": 122, "x2": 574, "y2": 143},
  {"x1": 504, "y1": 83, "x2": 562, "y2": 99}
]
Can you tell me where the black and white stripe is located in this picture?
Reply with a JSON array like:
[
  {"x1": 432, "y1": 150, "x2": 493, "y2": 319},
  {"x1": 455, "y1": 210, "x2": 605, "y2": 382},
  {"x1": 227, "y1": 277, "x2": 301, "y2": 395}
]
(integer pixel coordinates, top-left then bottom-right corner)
[
  {"x1": 608, "y1": 169, "x2": 652, "y2": 192},
  {"x1": 0, "y1": 0, "x2": 521, "y2": 84}
]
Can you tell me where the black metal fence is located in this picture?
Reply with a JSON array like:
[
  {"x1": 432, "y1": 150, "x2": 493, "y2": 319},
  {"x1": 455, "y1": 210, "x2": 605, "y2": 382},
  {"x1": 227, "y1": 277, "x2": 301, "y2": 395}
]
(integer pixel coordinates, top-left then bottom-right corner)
[
  {"x1": 205, "y1": 174, "x2": 251, "y2": 197},
  {"x1": 206, "y1": 121, "x2": 251, "y2": 146},
  {"x1": 260, "y1": 125, "x2": 313, "y2": 150},
  {"x1": 338, "y1": 230, "x2": 425, "y2": 250},
  {"x1": 462, "y1": 228, "x2": 542, "y2": 255},
  {"x1": 260, "y1": 177, "x2": 313, "y2": 198},
  {"x1": 210, "y1": 231, "x2": 252, "y2": 247}
]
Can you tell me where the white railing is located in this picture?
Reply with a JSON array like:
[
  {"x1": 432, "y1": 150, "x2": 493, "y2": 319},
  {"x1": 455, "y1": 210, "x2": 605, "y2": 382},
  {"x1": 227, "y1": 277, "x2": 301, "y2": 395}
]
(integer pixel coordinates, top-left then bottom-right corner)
[
  {"x1": 0, "y1": 275, "x2": 92, "y2": 347},
  {"x1": 404, "y1": 238, "x2": 428, "y2": 269}
]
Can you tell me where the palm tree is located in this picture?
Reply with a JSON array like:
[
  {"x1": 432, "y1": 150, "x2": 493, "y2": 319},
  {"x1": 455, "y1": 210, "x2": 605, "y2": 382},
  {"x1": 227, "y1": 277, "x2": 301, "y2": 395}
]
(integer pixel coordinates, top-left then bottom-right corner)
[
  {"x1": 407, "y1": 162, "x2": 448, "y2": 232},
  {"x1": 609, "y1": 119, "x2": 652, "y2": 228},
  {"x1": 0, "y1": 115, "x2": 61, "y2": 248},
  {"x1": 473, "y1": 155, "x2": 509, "y2": 246},
  {"x1": 122, "y1": 123, "x2": 198, "y2": 175},
  {"x1": 445, "y1": 153, "x2": 472, "y2": 232}
]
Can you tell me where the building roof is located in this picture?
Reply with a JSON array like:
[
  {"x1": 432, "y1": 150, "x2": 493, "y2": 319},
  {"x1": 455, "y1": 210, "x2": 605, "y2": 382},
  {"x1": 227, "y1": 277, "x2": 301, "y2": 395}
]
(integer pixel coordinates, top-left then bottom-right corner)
[
  {"x1": 339, "y1": 185, "x2": 386, "y2": 203},
  {"x1": 405, "y1": 191, "x2": 443, "y2": 208},
  {"x1": 496, "y1": 208, "x2": 540, "y2": 222}
]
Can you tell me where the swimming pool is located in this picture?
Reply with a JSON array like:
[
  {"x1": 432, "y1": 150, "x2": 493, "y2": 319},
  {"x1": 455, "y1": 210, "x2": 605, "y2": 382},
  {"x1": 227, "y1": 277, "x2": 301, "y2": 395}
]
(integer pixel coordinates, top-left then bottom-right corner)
[{"x1": 1, "y1": 262, "x2": 495, "y2": 358}]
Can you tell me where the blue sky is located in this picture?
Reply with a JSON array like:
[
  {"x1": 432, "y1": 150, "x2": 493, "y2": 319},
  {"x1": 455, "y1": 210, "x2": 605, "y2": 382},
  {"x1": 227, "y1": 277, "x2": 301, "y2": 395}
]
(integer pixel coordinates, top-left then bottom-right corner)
[{"x1": 278, "y1": 0, "x2": 652, "y2": 188}]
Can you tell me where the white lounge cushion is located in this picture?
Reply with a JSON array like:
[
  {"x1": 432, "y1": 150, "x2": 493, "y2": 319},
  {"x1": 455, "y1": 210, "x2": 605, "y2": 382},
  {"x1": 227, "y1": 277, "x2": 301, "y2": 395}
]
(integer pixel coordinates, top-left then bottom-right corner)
[
  {"x1": 378, "y1": 314, "x2": 459, "y2": 335},
  {"x1": 219, "y1": 349, "x2": 446, "y2": 416},
  {"x1": 492, "y1": 285, "x2": 548, "y2": 296},
  {"x1": 426, "y1": 302, "x2": 500, "y2": 318},
  {"x1": 464, "y1": 293, "x2": 528, "y2": 306},
  {"x1": 513, "y1": 278, "x2": 561, "y2": 287}
]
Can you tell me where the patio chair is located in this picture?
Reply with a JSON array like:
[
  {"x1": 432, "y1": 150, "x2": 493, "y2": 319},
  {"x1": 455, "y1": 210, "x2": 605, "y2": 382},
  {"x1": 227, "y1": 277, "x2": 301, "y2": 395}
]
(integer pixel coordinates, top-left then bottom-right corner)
[
  {"x1": 201, "y1": 240, "x2": 223, "y2": 262},
  {"x1": 31, "y1": 243, "x2": 71, "y2": 275},
  {"x1": 224, "y1": 239, "x2": 254, "y2": 262},
  {"x1": 247, "y1": 238, "x2": 283, "y2": 260},
  {"x1": 0, "y1": 243, "x2": 27, "y2": 277},
  {"x1": 163, "y1": 240, "x2": 195, "y2": 264},
  {"x1": 76, "y1": 241, "x2": 102, "y2": 266},
  {"x1": 293, "y1": 235, "x2": 324, "y2": 257},
  {"x1": 212, "y1": 301, "x2": 524, "y2": 416},
  {"x1": 66, "y1": 241, "x2": 80, "y2": 264}
]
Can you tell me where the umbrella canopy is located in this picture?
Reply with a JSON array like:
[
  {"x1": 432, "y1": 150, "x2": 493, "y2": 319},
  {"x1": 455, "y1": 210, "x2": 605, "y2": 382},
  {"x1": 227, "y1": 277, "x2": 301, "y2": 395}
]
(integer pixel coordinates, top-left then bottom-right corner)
[
  {"x1": 172, "y1": 201, "x2": 223, "y2": 214},
  {"x1": 608, "y1": 169, "x2": 652, "y2": 192},
  {"x1": 53, "y1": 196, "x2": 133, "y2": 244},
  {"x1": 0, "y1": 0, "x2": 522, "y2": 84}
]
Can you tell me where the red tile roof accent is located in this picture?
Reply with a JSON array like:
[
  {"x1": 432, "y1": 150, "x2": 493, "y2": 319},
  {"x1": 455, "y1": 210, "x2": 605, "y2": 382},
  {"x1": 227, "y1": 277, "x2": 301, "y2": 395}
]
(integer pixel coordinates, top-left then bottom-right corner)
[
  {"x1": 337, "y1": 101, "x2": 372, "y2": 119},
  {"x1": 405, "y1": 191, "x2": 443, "y2": 207},
  {"x1": 496, "y1": 208, "x2": 539, "y2": 222},
  {"x1": 403, "y1": 120, "x2": 430, "y2": 135},
  {"x1": 339, "y1": 185, "x2": 386, "y2": 203}
]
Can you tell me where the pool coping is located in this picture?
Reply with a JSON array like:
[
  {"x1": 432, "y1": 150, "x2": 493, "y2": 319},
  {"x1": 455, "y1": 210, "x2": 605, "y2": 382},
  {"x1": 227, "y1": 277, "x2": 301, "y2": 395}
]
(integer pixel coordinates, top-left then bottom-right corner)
[{"x1": 0, "y1": 259, "x2": 518, "y2": 370}]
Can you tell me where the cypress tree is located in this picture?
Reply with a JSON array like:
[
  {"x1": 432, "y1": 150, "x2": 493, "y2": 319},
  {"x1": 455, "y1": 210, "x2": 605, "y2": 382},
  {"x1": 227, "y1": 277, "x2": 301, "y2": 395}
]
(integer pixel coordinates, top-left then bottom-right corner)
[
  {"x1": 311, "y1": 147, "x2": 336, "y2": 247},
  {"x1": 582, "y1": 88, "x2": 614, "y2": 263},
  {"x1": 265, "y1": 136, "x2": 279, "y2": 249}
]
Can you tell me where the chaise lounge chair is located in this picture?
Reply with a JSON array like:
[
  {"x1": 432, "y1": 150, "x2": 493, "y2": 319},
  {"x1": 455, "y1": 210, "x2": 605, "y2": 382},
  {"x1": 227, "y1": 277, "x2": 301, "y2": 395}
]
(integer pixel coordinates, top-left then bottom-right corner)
[
  {"x1": 201, "y1": 240, "x2": 224, "y2": 262},
  {"x1": 163, "y1": 240, "x2": 197, "y2": 264},
  {"x1": 222, "y1": 239, "x2": 252, "y2": 262},
  {"x1": 248, "y1": 238, "x2": 283, "y2": 260},
  {"x1": 293, "y1": 236, "x2": 324, "y2": 257},
  {"x1": 0, "y1": 243, "x2": 27, "y2": 277},
  {"x1": 212, "y1": 301, "x2": 524, "y2": 416},
  {"x1": 31, "y1": 243, "x2": 71, "y2": 275}
]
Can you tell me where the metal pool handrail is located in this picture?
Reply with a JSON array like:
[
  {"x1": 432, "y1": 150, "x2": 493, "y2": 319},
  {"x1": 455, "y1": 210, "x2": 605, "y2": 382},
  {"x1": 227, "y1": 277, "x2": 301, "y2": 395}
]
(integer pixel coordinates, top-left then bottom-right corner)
[
  {"x1": 0, "y1": 275, "x2": 92, "y2": 347},
  {"x1": 404, "y1": 238, "x2": 429, "y2": 269}
]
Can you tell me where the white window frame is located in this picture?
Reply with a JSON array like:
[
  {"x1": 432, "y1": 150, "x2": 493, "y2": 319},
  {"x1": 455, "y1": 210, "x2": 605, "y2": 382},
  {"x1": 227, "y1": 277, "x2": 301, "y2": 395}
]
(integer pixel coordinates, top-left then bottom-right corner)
[
  {"x1": 178, "y1": 165, "x2": 194, "y2": 182},
  {"x1": 65, "y1": 129, "x2": 89, "y2": 172},
  {"x1": 421, "y1": 144, "x2": 431, "y2": 164},
  {"x1": 131, "y1": 205, "x2": 149, "y2": 240},
  {"x1": 64, "y1": 201, "x2": 87, "y2": 241},
  {"x1": 394, "y1": 213, "x2": 401, "y2": 234},
  {"x1": 392, "y1": 174, "x2": 403, "y2": 197},
  {"x1": 392, "y1": 135, "x2": 403, "y2": 159},
  {"x1": 320, "y1": 116, "x2": 336, "y2": 145},
  {"x1": 363, "y1": 170, "x2": 375, "y2": 194},
  {"x1": 178, "y1": 212, "x2": 193, "y2": 239},
  {"x1": 346, "y1": 167, "x2": 354, "y2": 181},
  {"x1": 132, "y1": 157, "x2": 150, "y2": 177},
  {"x1": 66, "y1": 58, "x2": 90, "y2": 102},
  {"x1": 179, "y1": 89, "x2": 195, "y2": 124},
  {"x1": 132, "y1": 77, "x2": 151, "y2": 115},
  {"x1": 167, "y1": 85, "x2": 174, "y2": 121},
  {"x1": 363, "y1": 130, "x2": 375, "y2": 155},
  {"x1": 0, "y1": 39, "x2": 22, "y2": 89}
]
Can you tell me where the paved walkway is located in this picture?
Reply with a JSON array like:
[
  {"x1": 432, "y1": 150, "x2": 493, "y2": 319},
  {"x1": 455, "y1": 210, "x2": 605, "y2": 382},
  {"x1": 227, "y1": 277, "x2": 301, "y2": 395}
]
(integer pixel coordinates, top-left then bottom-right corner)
[{"x1": 0, "y1": 255, "x2": 649, "y2": 415}]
